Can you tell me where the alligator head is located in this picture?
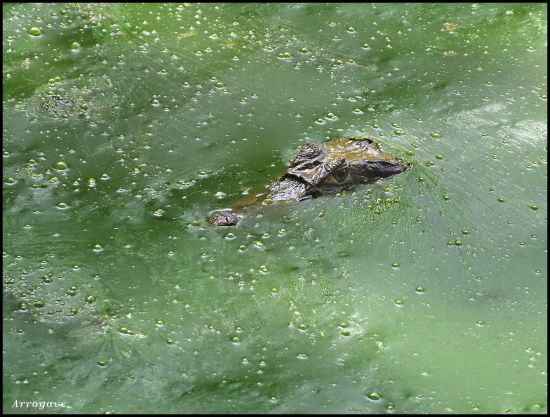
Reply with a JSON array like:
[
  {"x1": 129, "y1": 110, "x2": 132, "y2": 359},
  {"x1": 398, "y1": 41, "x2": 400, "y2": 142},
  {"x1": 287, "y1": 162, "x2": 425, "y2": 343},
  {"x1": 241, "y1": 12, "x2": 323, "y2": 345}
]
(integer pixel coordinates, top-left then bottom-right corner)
[
  {"x1": 268, "y1": 137, "x2": 407, "y2": 201},
  {"x1": 209, "y1": 137, "x2": 407, "y2": 226}
]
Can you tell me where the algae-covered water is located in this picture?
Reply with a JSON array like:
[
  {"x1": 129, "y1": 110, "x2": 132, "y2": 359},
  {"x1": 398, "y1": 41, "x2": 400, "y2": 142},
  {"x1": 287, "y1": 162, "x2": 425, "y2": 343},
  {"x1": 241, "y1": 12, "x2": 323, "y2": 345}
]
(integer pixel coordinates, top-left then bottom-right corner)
[{"x1": 3, "y1": 3, "x2": 547, "y2": 414}]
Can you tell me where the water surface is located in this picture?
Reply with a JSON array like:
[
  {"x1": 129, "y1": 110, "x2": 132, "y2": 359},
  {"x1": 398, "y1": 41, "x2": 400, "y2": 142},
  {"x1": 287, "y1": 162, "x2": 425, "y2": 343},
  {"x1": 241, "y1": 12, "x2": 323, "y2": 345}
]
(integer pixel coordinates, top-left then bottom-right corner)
[{"x1": 3, "y1": 3, "x2": 547, "y2": 414}]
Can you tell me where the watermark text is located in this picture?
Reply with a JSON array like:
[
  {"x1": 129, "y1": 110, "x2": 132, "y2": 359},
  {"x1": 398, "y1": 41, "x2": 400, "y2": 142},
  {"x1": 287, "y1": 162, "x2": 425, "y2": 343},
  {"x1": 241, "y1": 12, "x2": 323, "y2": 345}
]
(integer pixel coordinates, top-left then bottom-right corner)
[{"x1": 12, "y1": 400, "x2": 67, "y2": 410}]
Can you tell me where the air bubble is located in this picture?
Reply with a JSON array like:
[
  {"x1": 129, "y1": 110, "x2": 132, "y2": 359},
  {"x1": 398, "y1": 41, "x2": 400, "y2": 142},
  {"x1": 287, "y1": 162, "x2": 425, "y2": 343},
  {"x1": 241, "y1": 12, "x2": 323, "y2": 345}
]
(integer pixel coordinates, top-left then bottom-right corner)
[
  {"x1": 53, "y1": 161, "x2": 68, "y2": 170},
  {"x1": 27, "y1": 27, "x2": 42, "y2": 36},
  {"x1": 366, "y1": 392, "x2": 381, "y2": 401}
]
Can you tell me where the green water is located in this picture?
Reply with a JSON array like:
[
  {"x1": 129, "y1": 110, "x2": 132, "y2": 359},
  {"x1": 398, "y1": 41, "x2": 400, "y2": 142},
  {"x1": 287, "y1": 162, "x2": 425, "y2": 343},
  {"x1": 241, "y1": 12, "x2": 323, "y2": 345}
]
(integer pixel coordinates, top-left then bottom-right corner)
[{"x1": 3, "y1": 3, "x2": 547, "y2": 414}]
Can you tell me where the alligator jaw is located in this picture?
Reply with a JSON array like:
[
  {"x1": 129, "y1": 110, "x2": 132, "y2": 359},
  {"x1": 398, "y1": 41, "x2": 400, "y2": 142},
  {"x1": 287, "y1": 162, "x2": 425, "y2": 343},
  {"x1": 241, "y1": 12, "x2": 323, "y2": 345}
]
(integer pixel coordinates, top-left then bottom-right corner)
[{"x1": 267, "y1": 177, "x2": 309, "y2": 202}]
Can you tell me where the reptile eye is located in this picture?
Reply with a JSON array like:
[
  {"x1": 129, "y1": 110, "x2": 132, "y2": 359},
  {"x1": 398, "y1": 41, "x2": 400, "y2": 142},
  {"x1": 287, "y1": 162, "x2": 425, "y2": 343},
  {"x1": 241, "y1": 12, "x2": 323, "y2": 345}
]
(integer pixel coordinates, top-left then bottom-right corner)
[{"x1": 332, "y1": 168, "x2": 348, "y2": 183}]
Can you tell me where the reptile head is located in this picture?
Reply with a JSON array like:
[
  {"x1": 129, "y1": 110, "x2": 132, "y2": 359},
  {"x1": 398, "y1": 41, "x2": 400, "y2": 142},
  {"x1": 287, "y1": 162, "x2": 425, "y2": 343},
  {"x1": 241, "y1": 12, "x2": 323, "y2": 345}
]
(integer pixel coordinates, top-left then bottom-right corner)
[
  {"x1": 284, "y1": 137, "x2": 407, "y2": 196},
  {"x1": 210, "y1": 137, "x2": 407, "y2": 226}
]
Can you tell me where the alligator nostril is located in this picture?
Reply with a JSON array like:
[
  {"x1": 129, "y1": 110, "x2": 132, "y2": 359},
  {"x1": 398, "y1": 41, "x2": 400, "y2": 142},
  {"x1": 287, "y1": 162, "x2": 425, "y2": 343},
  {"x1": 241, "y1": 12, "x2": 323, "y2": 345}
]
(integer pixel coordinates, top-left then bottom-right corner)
[{"x1": 209, "y1": 210, "x2": 240, "y2": 226}]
